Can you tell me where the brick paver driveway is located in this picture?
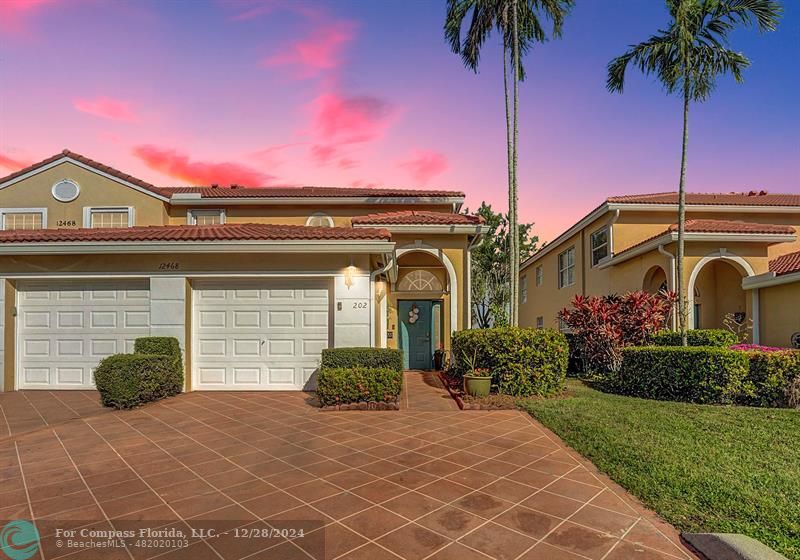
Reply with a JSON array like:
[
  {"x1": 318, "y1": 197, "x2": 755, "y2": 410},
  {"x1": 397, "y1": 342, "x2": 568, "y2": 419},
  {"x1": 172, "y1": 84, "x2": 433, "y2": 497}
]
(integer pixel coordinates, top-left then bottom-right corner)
[{"x1": 0, "y1": 391, "x2": 695, "y2": 560}]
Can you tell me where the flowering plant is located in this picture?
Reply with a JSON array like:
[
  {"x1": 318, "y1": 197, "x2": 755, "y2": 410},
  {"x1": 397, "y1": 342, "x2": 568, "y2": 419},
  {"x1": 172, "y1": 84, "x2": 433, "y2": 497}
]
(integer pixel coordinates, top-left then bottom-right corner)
[{"x1": 730, "y1": 343, "x2": 788, "y2": 353}]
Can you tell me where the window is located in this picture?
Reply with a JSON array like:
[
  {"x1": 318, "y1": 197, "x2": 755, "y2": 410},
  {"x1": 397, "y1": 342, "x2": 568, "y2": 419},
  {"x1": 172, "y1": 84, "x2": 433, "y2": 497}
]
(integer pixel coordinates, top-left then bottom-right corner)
[
  {"x1": 694, "y1": 303, "x2": 702, "y2": 329},
  {"x1": 1, "y1": 209, "x2": 46, "y2": 230},
  {"x1": 558, "y1": 247, "x2": 575, "y2": 288},
  {"x1": 558, "y1": 317, "x2": 571, "y2": 332},
  {"x1": 536, "y1": 316, "x2": 544, "y2": 329},
  {"x1": 188, "y1": 209, "x2": 225, "y2": 225},
  {"x1": 521, "y1": 275, "x2": 528, "y2": 304},
  {"x1": 85, "y1": 207, "x2": 133, "y2": 228},
  {"x1": 306, "y1": 213, "x2": 334, "y2": 227},
  {"x1": 397, "y1": 270, "x2": 443, "y2": 292},
  {"x1": 535, "y1": 265, "x2": 543, "y2": 287},
  {"x1": 590, "y1": 227, "x2": 609, "y2": 266}
]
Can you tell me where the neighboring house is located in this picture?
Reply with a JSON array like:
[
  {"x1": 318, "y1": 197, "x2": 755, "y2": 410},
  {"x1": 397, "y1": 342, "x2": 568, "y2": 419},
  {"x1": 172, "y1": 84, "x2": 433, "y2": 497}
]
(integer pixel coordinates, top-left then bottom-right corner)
[
  {"x1": 519, "y1": 192, "x2": 800, "y2": 348},
  {"x1": 0, "y1": 150, "x2": 487, "y2": 391}
]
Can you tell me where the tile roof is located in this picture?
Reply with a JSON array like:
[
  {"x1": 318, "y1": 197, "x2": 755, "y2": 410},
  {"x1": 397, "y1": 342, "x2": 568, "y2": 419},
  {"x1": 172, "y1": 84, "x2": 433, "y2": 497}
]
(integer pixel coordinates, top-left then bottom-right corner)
[
  {"x1": 616, "y1": 219, "x2": 796, "y2": 256},
  {"x1": 0, "y1": 150, "x2": 171, "y2": 197},
  {"x1": 167, "y1": 186, "x2": 465, "y2": 198},
  {"x1": 607, "y1": 191, "x2": 800, "y2": 207},
  {"x1": 351, "y1": 211, "x2": 483, "y2": 225},
  {"x1": 769, "y1": 251, "x2": 800, "y2": 276},
  {"x1": 0, "y1": 223, "x2": 391, "y2": 244}
]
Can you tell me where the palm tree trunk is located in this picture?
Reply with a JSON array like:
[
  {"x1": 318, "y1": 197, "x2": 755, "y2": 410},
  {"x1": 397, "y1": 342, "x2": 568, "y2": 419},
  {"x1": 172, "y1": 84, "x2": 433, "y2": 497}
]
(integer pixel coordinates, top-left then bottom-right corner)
[
  {"x1": 510, "y1": 0, "x2": 520, "y2": 326},
  {"x1": 677, "y1": 81, "x2": 690, "y2": 346},
  {"x1": 503, "y1": 42, "x2": 515, "y2": 326}
]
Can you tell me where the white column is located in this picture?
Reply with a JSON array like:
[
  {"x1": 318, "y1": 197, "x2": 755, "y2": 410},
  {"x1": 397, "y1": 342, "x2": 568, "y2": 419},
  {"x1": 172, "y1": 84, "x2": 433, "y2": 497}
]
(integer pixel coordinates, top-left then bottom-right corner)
[
  {"x1": 149, "y1": 277, "x2": 186, "y2": 352},
  {"x1": 752, "y1": 288, "x2": 760, "y2": 345},
  {"x1": 334, "y1": 274, "x2": 371, "y2": 347}
]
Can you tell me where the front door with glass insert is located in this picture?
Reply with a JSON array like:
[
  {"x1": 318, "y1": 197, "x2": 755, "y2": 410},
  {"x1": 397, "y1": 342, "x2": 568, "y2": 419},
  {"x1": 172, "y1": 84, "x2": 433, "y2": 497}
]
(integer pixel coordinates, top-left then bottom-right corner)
[{"x1": 399, "y1": 300, "x2": 436, "y2": 370}]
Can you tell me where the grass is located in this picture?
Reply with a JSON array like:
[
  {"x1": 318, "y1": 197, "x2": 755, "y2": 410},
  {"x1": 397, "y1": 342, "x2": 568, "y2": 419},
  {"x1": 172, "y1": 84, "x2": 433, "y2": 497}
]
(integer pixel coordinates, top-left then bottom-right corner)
[{"x1": 519, "y1": 380, "x2": 800, "y2": 559}]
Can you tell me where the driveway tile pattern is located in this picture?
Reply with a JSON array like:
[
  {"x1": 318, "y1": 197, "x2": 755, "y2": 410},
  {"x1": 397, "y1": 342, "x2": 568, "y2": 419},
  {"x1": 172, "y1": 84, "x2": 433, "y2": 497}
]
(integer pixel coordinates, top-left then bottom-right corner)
[{"x1": 0, "y1": 390, "x2": 696, "y2": 560}]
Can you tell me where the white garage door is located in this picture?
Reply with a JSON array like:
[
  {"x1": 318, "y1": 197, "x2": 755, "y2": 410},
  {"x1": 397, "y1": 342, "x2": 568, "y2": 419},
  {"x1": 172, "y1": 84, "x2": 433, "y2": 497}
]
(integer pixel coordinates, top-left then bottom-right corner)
[
  {"x1": 17, "y1": 280, "x2": 151, "y2": 390},
  {"x1": 193, "y1": 279, "x2": 330, "y2": 390}
]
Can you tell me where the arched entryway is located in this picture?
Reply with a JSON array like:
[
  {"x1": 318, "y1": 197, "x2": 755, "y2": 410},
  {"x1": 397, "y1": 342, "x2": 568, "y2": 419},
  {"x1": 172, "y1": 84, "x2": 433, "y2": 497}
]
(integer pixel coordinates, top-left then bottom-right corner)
[
  {"x1": 688, "y1": 253, "x2": 754, "y2": 333},
  {"x1": 643, "y1": 265, "x2": 668, "y2": 294}
]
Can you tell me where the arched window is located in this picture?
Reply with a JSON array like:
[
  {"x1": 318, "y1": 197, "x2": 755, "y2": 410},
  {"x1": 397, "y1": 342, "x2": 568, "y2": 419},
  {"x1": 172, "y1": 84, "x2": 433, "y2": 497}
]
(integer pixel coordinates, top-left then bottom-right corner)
[
  {"x1": 397, "y1": 270, "x2": 443, "y2": 292},
  {"x1": 306, "y1": 213, "x2": 334, "y2": 227}
]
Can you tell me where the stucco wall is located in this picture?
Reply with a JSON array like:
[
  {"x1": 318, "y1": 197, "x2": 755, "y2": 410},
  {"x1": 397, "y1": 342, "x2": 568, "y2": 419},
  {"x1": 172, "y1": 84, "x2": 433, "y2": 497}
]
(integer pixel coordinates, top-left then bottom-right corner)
[{"x1": 758, "y1": 282, "x2": 800, "y2": 348}]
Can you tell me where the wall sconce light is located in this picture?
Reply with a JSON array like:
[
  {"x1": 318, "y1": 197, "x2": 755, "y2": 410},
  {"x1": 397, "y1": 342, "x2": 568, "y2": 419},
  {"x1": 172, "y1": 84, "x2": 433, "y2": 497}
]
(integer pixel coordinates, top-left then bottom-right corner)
[{"x1": 344, "y1": 258, "x2": 357, "y2": 290}]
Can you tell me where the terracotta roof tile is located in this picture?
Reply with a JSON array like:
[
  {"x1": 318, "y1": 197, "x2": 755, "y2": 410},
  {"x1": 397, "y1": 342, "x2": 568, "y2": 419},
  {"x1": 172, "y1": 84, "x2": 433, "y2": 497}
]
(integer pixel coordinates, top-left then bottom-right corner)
[
  {"x1": 0, "y1": 223, "x2": 391, "y2": 244},
  {"x1": 769, "y1": 251, "x2": 800, "y2": 276},
  {"x1": 607, "y1": 191, "x2": 800, "y2": 207},
  {"x1": 616, "y1": 219, "x2": 796, "y2": 256},
  {"x1": 0, "y1": 149, "x2": 170, "y2": 197},
  {"x1": 351, "y1": 211, "x2": 482, "y2": 225},
  {"x1": 167, "y1": 186, "x2": 465, "y2": 198}
]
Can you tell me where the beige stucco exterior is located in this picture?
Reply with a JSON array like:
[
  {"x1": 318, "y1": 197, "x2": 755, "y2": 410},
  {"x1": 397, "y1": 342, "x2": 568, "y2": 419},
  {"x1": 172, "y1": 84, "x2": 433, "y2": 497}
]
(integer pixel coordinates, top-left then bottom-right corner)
[
  {"x1": 0, "y1": 156, "x2": 479, "y2": 390},
  {"x1": 520, "y1": 201, "x2": 800, "y2": 348}
]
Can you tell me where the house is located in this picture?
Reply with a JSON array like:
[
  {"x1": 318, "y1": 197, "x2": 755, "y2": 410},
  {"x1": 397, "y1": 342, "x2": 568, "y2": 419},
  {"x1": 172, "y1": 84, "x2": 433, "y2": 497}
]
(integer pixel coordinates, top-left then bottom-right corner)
[
  {"x1": 519, "y1": 192, "x2": 800, "y2": 348},
  {"x1": 0, "y1": 150, "x2": 487, "y2": 391}
]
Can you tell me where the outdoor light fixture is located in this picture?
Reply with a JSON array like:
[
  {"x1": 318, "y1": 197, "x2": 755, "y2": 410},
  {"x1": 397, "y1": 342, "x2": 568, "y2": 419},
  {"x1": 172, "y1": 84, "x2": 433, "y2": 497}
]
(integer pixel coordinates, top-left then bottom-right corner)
[{"x1": 344, "y1": 258, "x2": 357, "y2": 289}]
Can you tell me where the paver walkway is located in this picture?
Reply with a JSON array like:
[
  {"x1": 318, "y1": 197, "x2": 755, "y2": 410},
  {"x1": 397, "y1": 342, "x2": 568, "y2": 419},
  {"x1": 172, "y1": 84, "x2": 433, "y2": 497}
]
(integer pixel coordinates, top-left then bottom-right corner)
[
  {"x1": 401, "y1": 371, "x2": 459, "y2": 411},
  {"x1": 0, "y1": 388, "x2": 697, "y2": 560},
  {"x1": 0, "y1": 389, "x2": 109, "y2": 440}
]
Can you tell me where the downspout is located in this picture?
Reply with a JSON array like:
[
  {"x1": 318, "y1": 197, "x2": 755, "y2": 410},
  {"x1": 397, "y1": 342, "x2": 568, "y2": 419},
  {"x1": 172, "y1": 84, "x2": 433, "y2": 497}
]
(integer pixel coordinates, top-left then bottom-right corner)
[
  {"x1": 370, "y1": 253, "x2": 395, "y2": 348},
  {"x1": 658, "y1": 244, "x2": 677, "y2": 330},
  {"x1": 466, "y1": 233, "x2": 486, "y2": 330}
]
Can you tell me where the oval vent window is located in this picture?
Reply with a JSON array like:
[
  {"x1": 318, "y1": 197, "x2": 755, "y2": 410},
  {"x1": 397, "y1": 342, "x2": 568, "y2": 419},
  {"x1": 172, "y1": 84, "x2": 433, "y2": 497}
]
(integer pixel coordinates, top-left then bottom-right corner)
[{"x1": 52, "y1": 179, "x2": 80, "y2": 202}]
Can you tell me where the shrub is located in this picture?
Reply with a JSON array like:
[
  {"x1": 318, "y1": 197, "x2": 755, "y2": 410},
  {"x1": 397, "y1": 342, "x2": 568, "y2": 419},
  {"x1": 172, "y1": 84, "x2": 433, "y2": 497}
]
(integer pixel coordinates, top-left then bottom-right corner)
[
  {"x1": 134, "y1": 337, "x2": 181, "y2": 358},
  {"x1": 321, "y1": 347, "x2": 403, "y2": 372},
  {"x1": 451, "y1": 327, "x2": 568, "y2": 397},
  {"x1": 317, "y1": 367, "x2": 402, "y2": 406},
  {"x1": 559, "y1": 291, "x2": 675, "y2": 373},
  {"x1": 615, "y1": 346, "x2": 749, "y2": 404},
  {"x1": 737, "y1": 349, "x2": 800, "y2": 408},
  {"x1": 94, "y1": 353, "x2": 183, "y2": 409},
  {"x1": 652, "y1": 329, "x2": 737, "y2": 347}
]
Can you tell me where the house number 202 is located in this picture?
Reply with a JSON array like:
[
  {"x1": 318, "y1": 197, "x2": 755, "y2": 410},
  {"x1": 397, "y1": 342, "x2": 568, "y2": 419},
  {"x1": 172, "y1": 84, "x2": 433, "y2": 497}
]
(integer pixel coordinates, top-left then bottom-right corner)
[{"x1": 353, "y1": 302, "x2": 368, "y2": 309}]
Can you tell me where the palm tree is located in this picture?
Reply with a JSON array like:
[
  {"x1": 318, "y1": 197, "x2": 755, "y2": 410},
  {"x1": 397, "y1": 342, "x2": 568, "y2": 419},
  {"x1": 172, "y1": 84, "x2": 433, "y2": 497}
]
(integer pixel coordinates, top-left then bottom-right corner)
[
  {"x1": 607, "y1": 0, "x2": 781, "y2": 345},
  {"x1": 445, "y1": 0, "x2": 573, "y2": 326}
]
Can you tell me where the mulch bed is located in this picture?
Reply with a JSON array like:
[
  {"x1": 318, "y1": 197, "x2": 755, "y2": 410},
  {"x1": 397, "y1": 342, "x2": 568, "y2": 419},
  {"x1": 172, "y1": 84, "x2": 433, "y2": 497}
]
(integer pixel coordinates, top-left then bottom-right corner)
[{"x1": 437, "y1": 371, "x2": 518, "y2": 410}]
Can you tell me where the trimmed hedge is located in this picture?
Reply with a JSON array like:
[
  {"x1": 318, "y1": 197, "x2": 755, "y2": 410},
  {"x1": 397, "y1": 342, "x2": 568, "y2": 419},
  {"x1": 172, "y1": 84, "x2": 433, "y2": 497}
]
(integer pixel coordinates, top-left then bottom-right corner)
[
  {"x1": 94, "y1": 353, "x2": 183, "y2": 409},
  {"x1": 616, "y1": 346, "x2": 749, "y2": 404},
  {"x1": 317, "y1": 367, "x2": 402, "y2": 406},
  {"x1": 738, "y1": 350, "x2": 800, "y2": 408},
  {"x1": 451, "y1": 327, "x2": 568, "y2": 397},
  {"x1": 652, "y1": 329, "x2": 738, "y2": 347},
  {"x1": 134, "y1": 337, "x2": 181, "y2": 358},
  {"x1": 321, "y1": 347, "x2": 403, "y2": 372}
]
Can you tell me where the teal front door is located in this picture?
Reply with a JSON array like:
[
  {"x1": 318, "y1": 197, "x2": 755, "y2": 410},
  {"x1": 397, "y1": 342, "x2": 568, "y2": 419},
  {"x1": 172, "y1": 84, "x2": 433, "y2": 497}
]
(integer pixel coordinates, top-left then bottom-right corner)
[{"x1": 399, "y1": 300, "x2": 433, "y2": 370}]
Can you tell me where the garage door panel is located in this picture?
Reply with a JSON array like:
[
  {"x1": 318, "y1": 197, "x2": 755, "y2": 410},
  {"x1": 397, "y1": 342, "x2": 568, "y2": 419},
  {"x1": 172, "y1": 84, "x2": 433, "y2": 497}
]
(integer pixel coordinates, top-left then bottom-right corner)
[
  {"x1": 193, "y1": 279, "x2": 329, "y2": 390},
  {"x1": 17, "y1": 280, "x2": 151, "y2": 390}
]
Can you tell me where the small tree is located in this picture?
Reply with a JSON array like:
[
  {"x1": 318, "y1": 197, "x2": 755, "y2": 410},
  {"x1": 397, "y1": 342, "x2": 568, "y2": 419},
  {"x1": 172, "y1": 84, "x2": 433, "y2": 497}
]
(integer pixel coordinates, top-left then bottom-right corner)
[
  {"x1": 470, "y1": 202, "x2": 537, "y2": 328},
  {"x1": 559, "y1": 291, "x2": 676, "y2": 373}
]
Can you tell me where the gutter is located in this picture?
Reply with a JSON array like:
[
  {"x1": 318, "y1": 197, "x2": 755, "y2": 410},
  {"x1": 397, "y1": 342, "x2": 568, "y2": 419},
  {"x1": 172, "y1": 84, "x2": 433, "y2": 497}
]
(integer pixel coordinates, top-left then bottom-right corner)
[
  {"x1": 169, "y1": 194, "x2": 466, "y2": 206},
  {"x1": 742, "y1": 269, "x2": 800, "y2": 290},
  {"x1": 370, "y1": 252, "x2": 396, "y2": 347}
]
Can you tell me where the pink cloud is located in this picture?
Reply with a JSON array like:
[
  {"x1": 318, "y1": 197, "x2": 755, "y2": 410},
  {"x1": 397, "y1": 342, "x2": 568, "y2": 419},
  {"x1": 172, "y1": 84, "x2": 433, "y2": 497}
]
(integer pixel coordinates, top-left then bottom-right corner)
[
  {"x1": 133, "y1": 145, "x2": 274, "y2": 186},
  {"x1": 263, "y1": 20, "x2": 357, "y2": 79},
  {"x1": 310, "y1": 144, "x2": 338, "y2": 165},
  {"x1": 73, "y1": 96, "x2": 137, "y2": 122},
  {"x1": 0, "y1": 0, "x2": 55, "y2": 36},
  {"x1": 0, "y1": 152, "x2": 32, "y2": 171},
  {"x1": 226, "y1": 0, "x2": 322, "y2": 22},
  {"x1": 338, "y1": 158, "x2": 358, "y2": 170},
  {"x1": 310, "y1": 93, "x2": 393, "y2": 144},
  {"x1": 249, "y1": 142, "x2": 306, "y2": 167},
  {"x1": 400, "y1": 150, "x2": 449, "y2": 184}
]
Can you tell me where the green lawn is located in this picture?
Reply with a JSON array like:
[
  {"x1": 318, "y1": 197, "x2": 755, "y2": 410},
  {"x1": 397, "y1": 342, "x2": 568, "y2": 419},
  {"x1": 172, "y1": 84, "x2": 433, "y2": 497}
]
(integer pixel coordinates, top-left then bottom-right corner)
[{"x1": 519, "y1": 381, "x2": 800, "y2": 559}]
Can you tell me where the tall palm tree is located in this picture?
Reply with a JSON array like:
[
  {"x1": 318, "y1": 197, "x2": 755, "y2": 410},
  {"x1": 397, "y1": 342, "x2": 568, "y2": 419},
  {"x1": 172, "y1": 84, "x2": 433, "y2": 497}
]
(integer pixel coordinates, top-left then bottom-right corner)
[
  {"x1": 606, "y1": 0, "x2": 781, "y2": 345},
  {"x1": 445, "y1": 0, "x2": 573, "y2": 326}
]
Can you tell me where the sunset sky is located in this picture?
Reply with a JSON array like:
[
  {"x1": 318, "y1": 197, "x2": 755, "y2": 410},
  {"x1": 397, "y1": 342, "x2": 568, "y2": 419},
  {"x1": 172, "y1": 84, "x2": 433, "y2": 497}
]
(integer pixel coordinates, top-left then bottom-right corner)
[{"x1": 1, "y1": 0, "x2": 797, "y2": 242}]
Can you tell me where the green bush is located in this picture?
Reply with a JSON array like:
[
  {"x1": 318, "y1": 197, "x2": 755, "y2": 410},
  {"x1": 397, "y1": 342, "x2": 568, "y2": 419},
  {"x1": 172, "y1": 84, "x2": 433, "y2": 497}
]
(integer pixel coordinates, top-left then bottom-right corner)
[
  {"x1": 94, "y1": 353, "x2": 183, "y2": 409},
  {"x1": 652, "y1": 329, "x2": 738, "y2": 347},
  {"x1": 317, "y1": 367, "x2": 403, "y2": 406},
  {"x1": 451, "y1": 327, "x2": 568, "y2": 397},
  {"x1": 321, "y1": 347, "x2": 403, "y2": 372},
  {"x1": 615, "y1": 346, "x2": 749, "y2": 404},
  {"x1": 738, "y1": 350, "x2": 800, "y2": 408},
  {"x1": 134, "y1": 336, "x2": 181, "y2": 358}
]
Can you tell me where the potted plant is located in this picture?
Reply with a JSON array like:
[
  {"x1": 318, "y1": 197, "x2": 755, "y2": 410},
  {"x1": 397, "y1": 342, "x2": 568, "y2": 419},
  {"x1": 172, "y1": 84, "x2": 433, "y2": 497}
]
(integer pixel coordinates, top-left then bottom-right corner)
[
  {"x1": 462, "y1": 350, "x2": 492, "y2": 397},
  {"x1": 433, "y1": 345, "x2": 446, "y2": 370}
]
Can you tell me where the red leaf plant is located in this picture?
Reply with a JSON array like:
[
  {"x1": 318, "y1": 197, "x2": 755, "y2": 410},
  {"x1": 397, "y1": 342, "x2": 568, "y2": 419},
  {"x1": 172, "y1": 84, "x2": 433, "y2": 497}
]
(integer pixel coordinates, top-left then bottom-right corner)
[{"x1": 559, "y1": 290, "x2": 676, "y2": 373}]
